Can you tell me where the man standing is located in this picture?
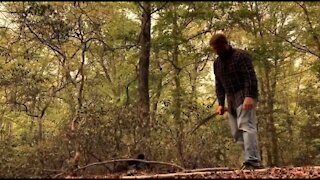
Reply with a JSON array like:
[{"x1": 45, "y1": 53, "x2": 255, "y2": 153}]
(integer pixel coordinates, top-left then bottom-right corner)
[{"x1": 209, "y1": 33, "x2": 261, "y2": 169}]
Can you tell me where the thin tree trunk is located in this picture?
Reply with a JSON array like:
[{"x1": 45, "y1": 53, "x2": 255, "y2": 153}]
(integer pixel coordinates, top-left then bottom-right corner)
[
  {"x1": 257, "y1": 74, "x2": 265, "y2": 165},
  {"x1": 38, "y1": 118, "x2": 43, "y2": 142},
  {"x1": 265, "y1": 68, "x2": 279, "y2": 166},
  {"x1": 67, "y1": 45, "x2": 86, "y2": 175},
  {"x1": 190, "y1": 60, "x2": 198, "y2": 101},
  {"x1": 255, "y1": 7, "x2": 280, "y2": 165},
  {"x1": 30, "y1": 99, "x2": 37, "y2": 144},
  {"x1": 261, "y1": 76, "x2": 273, "y2": 166},
  {"x1": 150, "y1": 49, "x2": 163, "y2": 126},
  {"x1": 172, "y1": 8, "x2": 186, "y2": 168},
  {"x1": 137, "y1": 1, "x2": 151, "y2": 156},
  {"x1": 298, "y1": 3, "x2": 320, "y2": 54}
]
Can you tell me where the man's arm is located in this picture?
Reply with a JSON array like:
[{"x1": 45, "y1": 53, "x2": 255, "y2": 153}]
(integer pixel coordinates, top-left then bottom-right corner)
[
  {"x1": 214, "y1": 62, "x2": 225, "y2": 106},
  {"x1": 239, "y1": 51, "x2": 258, "y2": 99}
]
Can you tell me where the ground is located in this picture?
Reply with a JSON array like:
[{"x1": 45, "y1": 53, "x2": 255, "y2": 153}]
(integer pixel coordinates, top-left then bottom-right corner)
[{"x1": 64, "y1": 166, "x2": 320, "y2": 179}]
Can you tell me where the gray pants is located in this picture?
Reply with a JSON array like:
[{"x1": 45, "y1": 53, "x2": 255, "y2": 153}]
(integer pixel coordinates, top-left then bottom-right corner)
[{"x1": 228, "y1": 103, "x2": 261, "y2": 166}]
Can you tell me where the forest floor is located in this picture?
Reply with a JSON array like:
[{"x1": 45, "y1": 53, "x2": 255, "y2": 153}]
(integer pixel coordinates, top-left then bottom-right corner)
[{"x1": 65, "y1": 166, "x2": 320, "y2": 179}]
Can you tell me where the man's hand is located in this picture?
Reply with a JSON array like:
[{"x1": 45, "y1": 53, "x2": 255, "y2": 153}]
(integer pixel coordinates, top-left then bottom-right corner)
[
  {"x1": 243, "y1": 97, "x2": 254, "y2": 110},
  {"x1": 215, "y1": 105, "x2": 226, "y2": 115}
]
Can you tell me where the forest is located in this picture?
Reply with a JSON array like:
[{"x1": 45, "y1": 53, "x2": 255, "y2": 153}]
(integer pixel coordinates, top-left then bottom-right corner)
[{"x1": 0, "y1": 1, "x2": 319, "y2": 178}]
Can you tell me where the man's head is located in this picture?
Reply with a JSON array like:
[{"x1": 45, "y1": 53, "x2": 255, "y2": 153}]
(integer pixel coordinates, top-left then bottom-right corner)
[{"x1": 209, "y1": 33, "x2": 230, "y2": 57}]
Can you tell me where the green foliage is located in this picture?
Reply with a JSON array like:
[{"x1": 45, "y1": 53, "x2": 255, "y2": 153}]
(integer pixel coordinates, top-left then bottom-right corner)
[
  {"x1": 294, "y1": 79, "x2": 320, "y2": 165},
  {"x1": 311, "y1": 60, "x2": 320, "y2": 79},
  {"x1": 0, "y1": 1, "x2": 319, "y2": 178}
]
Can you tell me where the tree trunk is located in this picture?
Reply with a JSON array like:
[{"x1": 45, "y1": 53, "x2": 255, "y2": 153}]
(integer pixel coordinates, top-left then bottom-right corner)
[
  {"x1": 257, "y1": 74, "x2": 265, "y2": 165},
  {"x1": 190, "y1": 60, "x2": 199, "y2": 101},
  {"x1": 254, "y1": 7, "x2": 280, "y2": 165},
  {"x1": 172, "y1": 8, "x2": 186, "y2": 168},
  {"x1": 150, "y1": 49, "x2": 163, "y2": 126},
  {"x1": 299, "y1": 3, "x2": 320, "y2": 55},
  {"x1": 137, "y1": 1, "x2": 151, "y2": 156},
  {"x1": 67, "y1": 45, "x2": 86, "y2": 175},
  {"x1": 38, "y1": 118, "x2": 43, "y2": 142},
  {"x1": 265, "y1": 67, "x2": 279, "y2": 166}
]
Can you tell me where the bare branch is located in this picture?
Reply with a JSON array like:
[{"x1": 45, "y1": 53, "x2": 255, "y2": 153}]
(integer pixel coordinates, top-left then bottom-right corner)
[
  {"x1": 78, "y1": 158, "x2": 185, "y2": 171},
  {"x1": 198, "y1": 54, "x2": 210, "y2": 72},
  {"x1": 136, "y1": 2, "x2": 147, "y2": 14},
  {"x1": 119, "y1": 168, "x2": 267, "y2": 179},
  {"x1": 25, "y1": 23, "x2": 66, "y2": 59},
  {"x1": 151, "y1": 2, "x2": 169, "y2": 15},
  {"x1": 186, "y1": 30, "x2": 211, "y2": 42},
  {"x1": 295, "y1": 2, "x2": 320, "y2": 53},
  {"x1": 264, "y1": 27, "x2": 320, "y2": 59},
  {"x1": 13, "y1": 100, "x2": 48, "y2": 119},
  {"x1": 125, "y1": 75, "x2": 138, "y2": 106},
  {"x1": 53, "y1": 158, "x2": 186, "y2": 178}
]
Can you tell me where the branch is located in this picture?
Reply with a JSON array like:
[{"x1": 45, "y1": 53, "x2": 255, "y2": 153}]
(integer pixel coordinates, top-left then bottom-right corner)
[
  {"x1": 13, "y1": 101, "x2": 42, "y2": 118},
  {"x1": 136, "y1": 2, "x2": 147, "y2": 15},
  {"x1": 151, "y1": 2, "x2": 169, "y2": 15},
  {"x1": 27, "y1": 167, "x2": 62, "y2": 173},
  {"x1": 186, "y1": 29, "x2": 211, "y2": 42},
  {"x1": 264, "y1": 27, "x2": 320, "y2": 59},
  {"x1": 85, "y1": 37, "x2": 114, "y2": 51},
  {"x1": 83, "y1": 159, "x2": 185, "y2": 171},
  {"x1": 125, "y1": 75, "x2": 138, "y2": 106},
  {"x1": 295, "y1": 2, "x2": 320, "y2": 52},
  {"x1": 185, "y1": 167, "x2": 235, "y2": 173},
  {"x1": 198, "y1": 55, "x2": 210, "y2": 72},
  {"x1": 25, "y1": 23, "x2": 66, "y2": 59},
  {"x1": 53, "y1": 158, "x2": 186, "y2": 178},
  {"x1": 121, "y1": 167, "x2": 237, "y2": 179},
  {"x1": 166, "y1": 58, "x2": 182, "y2": 73}
]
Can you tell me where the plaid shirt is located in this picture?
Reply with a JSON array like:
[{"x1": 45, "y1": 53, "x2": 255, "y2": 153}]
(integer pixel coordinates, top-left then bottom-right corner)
[{"x1": 213, "y1": 47, "x2": 258, "y2": 108}]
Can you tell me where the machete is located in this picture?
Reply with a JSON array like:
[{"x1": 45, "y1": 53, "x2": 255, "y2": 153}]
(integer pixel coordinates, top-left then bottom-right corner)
[{"x1": 189, "y1": 108, "x2": 227, "y2": 135}]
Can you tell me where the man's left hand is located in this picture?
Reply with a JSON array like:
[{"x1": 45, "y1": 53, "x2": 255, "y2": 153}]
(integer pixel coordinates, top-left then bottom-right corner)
[{"x1": 243, "y1": 97, "x2": 254, "y2": 110}]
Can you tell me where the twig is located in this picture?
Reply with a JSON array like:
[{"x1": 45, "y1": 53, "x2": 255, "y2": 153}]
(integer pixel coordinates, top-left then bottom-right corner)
[
  {"x1": 53, "y1": 158, "x2": 186, "y2": 178},
  {"x1": 151, "y1": 2, "x2": 169, "y2": 15},
  {"x1": 184, "y1": 167, "x2": 236, "y2": 173},
  {"x1": 27, "y1": 168, "x2": 63, "y2": 173},
  {"x1": 120, "y1": 167, "x2": 237, "y2": 179},
  {"x1": 77, "y1": 159, "x2": 185, "y2": 172},
  {"x1": 136, "y1": 2, "x2": 147, "y2": 15}
]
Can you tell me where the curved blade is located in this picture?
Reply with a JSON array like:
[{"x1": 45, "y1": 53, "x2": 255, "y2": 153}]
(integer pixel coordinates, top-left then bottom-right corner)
[{"x1": 189, "y1": 112, "x2": 218, "y2": 135}]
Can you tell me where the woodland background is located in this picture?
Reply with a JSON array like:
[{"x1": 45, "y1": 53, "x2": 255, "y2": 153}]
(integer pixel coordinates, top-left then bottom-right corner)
[{"x1": 0, "y1": 1, "x2": 319, "y2": 178}]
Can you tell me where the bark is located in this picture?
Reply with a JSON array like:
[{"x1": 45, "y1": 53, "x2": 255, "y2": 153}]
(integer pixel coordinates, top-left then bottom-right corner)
[
  {"x1": 137, "y1": 1, "x2": 151, "y2": 155},
  {"x1": 67, "y1": 43, "x2": 86, "y2": 175},
  {"x1": 190, "y1": 60, "x2": 199, "y2": 101},
  {"x1": 297, "y1": 2, "x2": 320, "y2": 54},
  {"x1": 265, "y1": 66, "x2": 279, "y2": 166},
  {"x1": 38, "y1": 118, "x2": 43, "y2": 142},
  {"x1": 150, "y1": 49, "x2": 163, "y2": 126},
  {"x1": 254, "y1": 5, "x2": 279, "y2": 165},
  {"x1": 172, "y1": 8, "x2": 185, "y2": 168}
]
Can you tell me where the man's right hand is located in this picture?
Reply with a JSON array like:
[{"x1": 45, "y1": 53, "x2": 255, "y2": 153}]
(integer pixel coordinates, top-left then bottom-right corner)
[{"x1": 215, "y1": 105, "x2": 226, "y2": 115}]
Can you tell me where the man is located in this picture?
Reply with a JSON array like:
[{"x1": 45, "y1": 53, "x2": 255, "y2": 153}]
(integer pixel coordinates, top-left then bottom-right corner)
[{"x1": 209, "y1": 33, "x2": 261, "y2": 170}]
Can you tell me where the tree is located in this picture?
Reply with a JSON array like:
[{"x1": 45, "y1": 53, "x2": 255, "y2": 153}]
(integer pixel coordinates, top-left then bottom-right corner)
[{"x1": 136, "y1": 1, "x2": 152, "y2": 156}]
